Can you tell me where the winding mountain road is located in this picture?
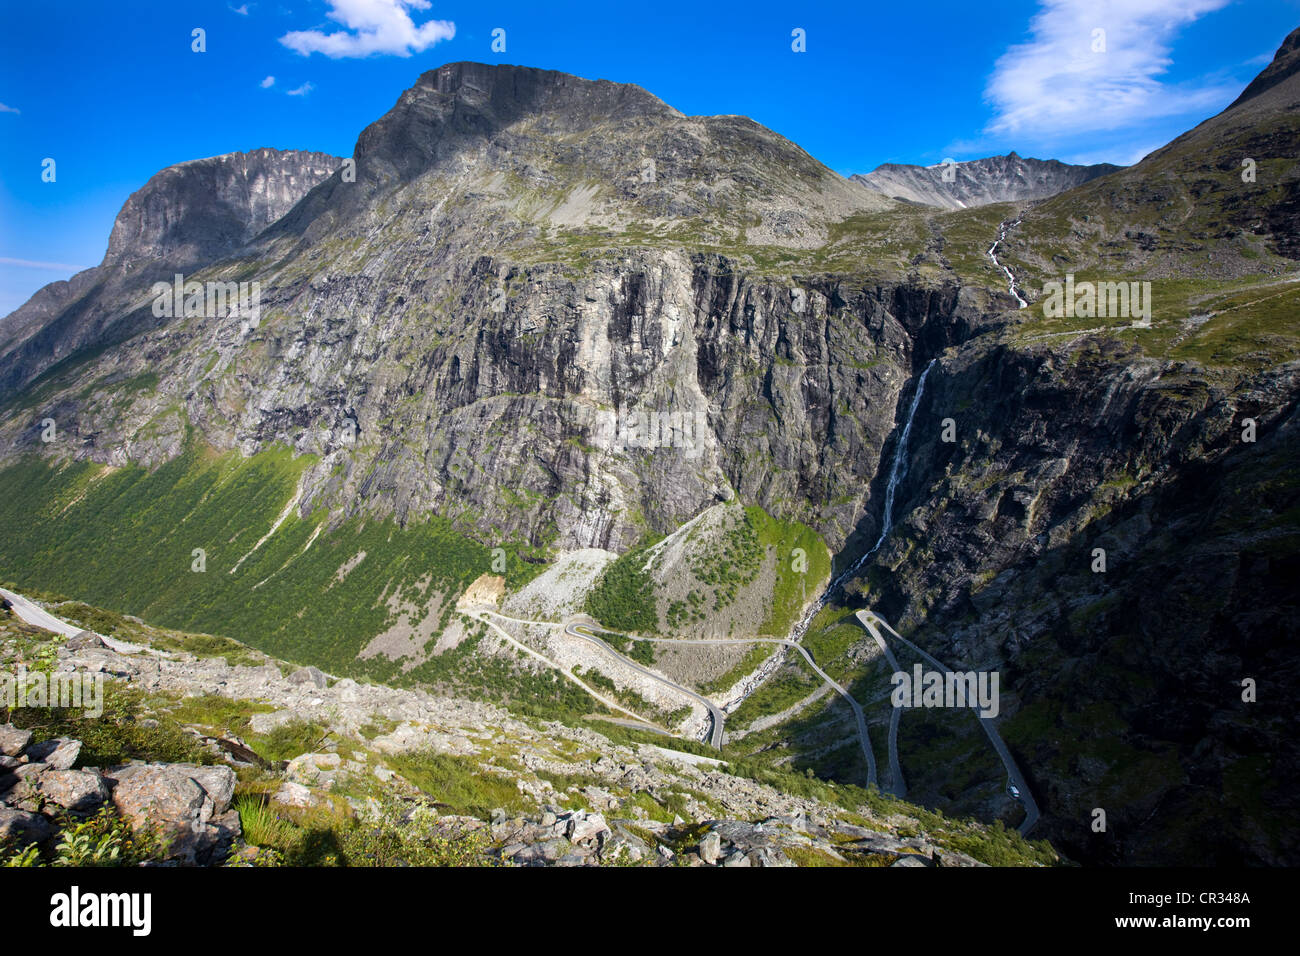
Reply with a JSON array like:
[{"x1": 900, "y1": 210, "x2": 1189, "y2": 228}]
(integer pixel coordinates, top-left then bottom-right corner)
[
  {"x1": 857, "y1": 611, "x2": 907, "y2": 797},
  {"x1": 561, "y1": 623, "x2": 879, "y2": 786},
  {"x1": 468, "y1": 609, "x2": 726, "y2": 745},
  {"x1": 1, "y1": 588, "x2": 144, "y2": 654},
  {"x1": 470, "y1": 608, "x2": 877, "y2": 782},
  {"x1": 566, "y1": 621, "x2": 726, "y2": 748},
  {"x1": 462, "y1": 608, "x2": 666, "y2": 728},
  {"x1": 2, "y1": 588, "x2": 91, "y2": 638},
  {"x1": 859, "y1": 610, "x2": 1040, "y2": 836}
]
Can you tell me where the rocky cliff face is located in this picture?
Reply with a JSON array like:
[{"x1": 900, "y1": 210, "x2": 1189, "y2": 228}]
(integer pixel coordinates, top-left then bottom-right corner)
[
  {"x1": 845, "y1": 337, "x2": 1298, "y2": 864},
  {"x1": 0, "y1": 64, "x2": 923, "y2": 552},
  {"x1": 830, "y1": 31, "x2": 1300, "y2": 863},
  {"x1": 102, "y1": 147, "x2": 343, "y2": 270},
  {"x1": 851, "y1": 153, "x2": 1121, "y2": 210},
  {"x1": 0, "y1": 252, "x2": 970, "y2": 552},
  {"x1": 0, "y1": 147, "x2": 341, "y2": 399}
]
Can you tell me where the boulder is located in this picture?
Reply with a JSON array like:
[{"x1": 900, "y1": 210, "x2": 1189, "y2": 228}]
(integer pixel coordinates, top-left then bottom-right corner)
[
  {"x1": 712, "y1": 820, "x2": 771, "y2": 847},
  {"x1": 699, "y1": 830, "x2": 723, "y2": 864},
  {"x1": 207, "y1": 808, "x2": 242, "y2": 861},
  {"x1": 106, "y1": 763, "x2": 237, "y2": 864},
  {"x1": 288, "y1": 666, "x2": 328, "y2": 690},
  {"x1": 747, "y1": 846, "x2": 794, "y2": 868},
  {"x1": 0, "y1": 764, "x2": 48, "y2": 810},
  {"x1": 566, "y1": 811, "x2": 610, "y2": 845},
  {"x1": 556, "y1": 848, "x2": 594, "y2": 866},
  {"x1": 66, "y1": 631, "x2": 106, "y2": 651},
  {"x1": 0, "y1": 807, "x2": 52, "y2": 847},
  {"x1": 186, "y1": 765, "x2": 236, "y2": 812},
  {"x1": 33, "y1": 769, "x2": 109, "y2": 812},
  {"x1": 24, "y1": 737, "x2": 81, "y2": 770},
  {"x1": 270, "y1": 782, "x2": 321, "y2": 810},
  {"x1": 934, "y1": 847, "x2": 989, "y2": 867},
  {"x1": 512, "y1": 837, "x2": 571, "y2": 865},
  {"x1": 846, "y1": 833, "x2": 914, "y2": 855},
  {"x1": 0, "y1": 724, "x2": 31, "y2": 757}
]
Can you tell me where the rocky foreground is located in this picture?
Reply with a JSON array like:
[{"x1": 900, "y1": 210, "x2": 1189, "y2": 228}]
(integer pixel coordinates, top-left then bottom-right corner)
[{"x1": 0, "y1": 606, "x2": 1042, "y2": 866}]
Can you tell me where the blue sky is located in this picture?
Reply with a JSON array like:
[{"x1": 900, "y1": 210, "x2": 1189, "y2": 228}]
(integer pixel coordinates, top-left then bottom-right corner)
[{"x1": 0, "y1": 0, "x2": 1296, "y2": 315}]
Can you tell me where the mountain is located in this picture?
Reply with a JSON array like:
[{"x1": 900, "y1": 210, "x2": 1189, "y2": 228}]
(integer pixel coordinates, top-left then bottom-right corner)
[
  {"x1": 850, "y1": 153, "x2": 1122, "y2": 210},
  {"x1": 845, "y1": 26, "x2": 1300, "y2": 865},
  {"x1": 1, "y1": 32, "x2": 1298, "y2": 868},
  {"x1": 0, "y1": 62, "x2": 912, "y2": 551},
  {"x1": 1004, "y1": 29, "x2": 1300, "y2": 276},
  {"x1": 1228, "y1": 23, "x2": 1300, "y2": 108},
  {"x1": 0, "y1": 147, "x2": 341, "y2": 400}
]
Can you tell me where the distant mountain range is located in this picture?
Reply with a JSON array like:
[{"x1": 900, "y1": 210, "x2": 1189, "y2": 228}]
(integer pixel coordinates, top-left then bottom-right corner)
[{"x1": 851, "y1": 152, "x2": 1122, "y2": 209}]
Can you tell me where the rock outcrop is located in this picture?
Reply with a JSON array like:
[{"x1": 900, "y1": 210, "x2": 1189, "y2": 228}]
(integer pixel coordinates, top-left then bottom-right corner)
[{"x1": 0, "y1": 722, "x2": 240, "y2": 865}]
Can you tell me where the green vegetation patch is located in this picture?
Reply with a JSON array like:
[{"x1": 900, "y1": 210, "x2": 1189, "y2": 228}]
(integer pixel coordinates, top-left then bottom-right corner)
[
  {"x1": 386, "y1": 750, "x2": 529, "y2": 818},
  {"x1": 0, "y1": 446, "x2": 528, "y2": 673},
  {"x1": 584, "y1": 546, "x2": 659, "y2": 633}
]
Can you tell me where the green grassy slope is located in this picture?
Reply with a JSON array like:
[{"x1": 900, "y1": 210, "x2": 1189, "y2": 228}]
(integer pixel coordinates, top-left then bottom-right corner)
[{"x1": 0, "y1": 445, "x2": 533, "y2": 675}]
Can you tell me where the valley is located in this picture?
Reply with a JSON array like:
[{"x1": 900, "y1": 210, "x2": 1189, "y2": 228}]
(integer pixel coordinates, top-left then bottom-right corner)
[{"x1": 2, "y1": 28, "x2": 1298, "y2": 868}]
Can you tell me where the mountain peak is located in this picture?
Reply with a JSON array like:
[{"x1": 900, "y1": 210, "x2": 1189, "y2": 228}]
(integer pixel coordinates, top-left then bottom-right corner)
[
  {"x1": 0, "y1": 147, "x2": 340, "y2": 397},
  {"x1": 412, "y1": 61, "x2": 678, "y2": 118},
  {"x1": 1227, "y1": 25, "x2": 1300, "y2": 109},
  {"x1": 103, "y1": 147, "x2": 343, "y2": 270},
  {"x1": 340, "y1": 61, "x2": 683, "y2": 190}
]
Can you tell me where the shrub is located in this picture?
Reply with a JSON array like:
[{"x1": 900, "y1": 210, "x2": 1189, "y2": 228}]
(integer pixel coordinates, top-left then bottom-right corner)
[
  {"x1": 339, "y1": 798, "x2": 496, "y2": 867},
  {"x1": 388, "y1": 750, "x2": 529, "y2": 819}
]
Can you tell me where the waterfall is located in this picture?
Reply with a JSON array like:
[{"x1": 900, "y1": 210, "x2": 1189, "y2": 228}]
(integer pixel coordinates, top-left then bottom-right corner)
[
  {"x1": 864, "y1": 358, "x2": 934, "y2": 560},
  {"x1": 787, "y1": 358, "x2": 937, "y2": 642},
  {"x1": 987, "y1": 219, "x2": 1027, "y2": 309}
]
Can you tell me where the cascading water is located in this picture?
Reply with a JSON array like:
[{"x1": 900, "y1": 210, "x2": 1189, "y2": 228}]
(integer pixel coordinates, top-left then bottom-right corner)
[
  {"x1": 786, "y1": 358, "x2": 938, "y2": 643},
  {"x1": 988, "y1": 219, "x2": 1027, "y2": 308}
]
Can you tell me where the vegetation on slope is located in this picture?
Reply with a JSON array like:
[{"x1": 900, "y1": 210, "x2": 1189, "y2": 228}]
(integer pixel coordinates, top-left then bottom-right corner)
[{"x1": 0, "y1": 446, "x2": 533, "y2": 674}]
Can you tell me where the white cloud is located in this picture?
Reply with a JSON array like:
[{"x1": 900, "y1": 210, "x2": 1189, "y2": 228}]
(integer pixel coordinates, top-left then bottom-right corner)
[
  {"x1": 229, "y1": 3, "x2": 251, "y2": 14},
  {"x1": 0, "y1": 257, "x2": 91, "y2": 271},
  {"x1": 280, "y1": 0, "x2": 454, "y2": 58},
  {"x1": 260, "y1": 75, "x2": 276, "y2": 88},
  {"x1": 0, "y1": 103, "x2": 19, "y2": 115},
  {"x1": 286, "y1": 82, "x2": 315, "y2": 97},
  {"x1": 985, "y1": 0, "x2": 1238, "y2": 137}
]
